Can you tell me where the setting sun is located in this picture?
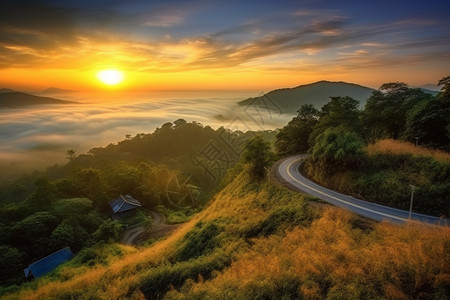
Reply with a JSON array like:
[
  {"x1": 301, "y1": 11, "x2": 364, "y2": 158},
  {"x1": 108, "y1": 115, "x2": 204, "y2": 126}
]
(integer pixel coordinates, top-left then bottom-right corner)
[{"x1": 97, "y1": 69, "x2": 124, "y2": 85}]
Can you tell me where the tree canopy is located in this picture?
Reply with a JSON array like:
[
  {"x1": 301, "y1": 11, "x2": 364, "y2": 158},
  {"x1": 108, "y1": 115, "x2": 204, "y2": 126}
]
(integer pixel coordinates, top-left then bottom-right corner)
[{"x1": 242, "y1": 136, "x2": 274, "y2": 180}]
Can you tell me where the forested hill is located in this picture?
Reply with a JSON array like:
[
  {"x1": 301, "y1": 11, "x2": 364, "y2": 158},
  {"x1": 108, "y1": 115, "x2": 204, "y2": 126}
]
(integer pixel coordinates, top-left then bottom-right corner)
[
  {"x1": 0, "y1": 91, "x2": 74, "y2": 108},
  {"x1": 238, "y1": 81, "x2": 375, "y2": 113}
]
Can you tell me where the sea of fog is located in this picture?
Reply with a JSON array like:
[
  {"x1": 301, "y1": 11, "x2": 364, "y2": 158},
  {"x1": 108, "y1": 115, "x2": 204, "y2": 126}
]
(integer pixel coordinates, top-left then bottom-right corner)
[{"x1": 0, "y1": 91, "x2": 294, "y2": 178}]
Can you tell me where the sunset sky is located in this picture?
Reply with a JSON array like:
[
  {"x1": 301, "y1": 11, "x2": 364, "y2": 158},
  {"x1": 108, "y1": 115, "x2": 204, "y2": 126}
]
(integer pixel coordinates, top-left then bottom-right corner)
[{"x1": 1, "y1": 0, "x2": 450, "y2": 92}]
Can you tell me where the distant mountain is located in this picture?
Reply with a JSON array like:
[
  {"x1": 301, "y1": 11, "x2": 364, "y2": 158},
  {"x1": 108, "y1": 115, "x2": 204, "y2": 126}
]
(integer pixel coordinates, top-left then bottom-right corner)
[
  {"x1": 419, "y1": 88, "x2": 439, "y2": 96},
  {"x1": 238, "y1": 81, "x2": 375, "y2": 113},
  {"x1": 419, "y1": 84, "x2": 441, "y2": 92},
  {"x1": 0, "y1": 91, "x2": 75, "y2": 108},
  {"x1": 0, "y1": 88, "x2": 16, "y2": 94},
  {"x1": 40, "y1": 87, "x2": 76, "y2": 94}
]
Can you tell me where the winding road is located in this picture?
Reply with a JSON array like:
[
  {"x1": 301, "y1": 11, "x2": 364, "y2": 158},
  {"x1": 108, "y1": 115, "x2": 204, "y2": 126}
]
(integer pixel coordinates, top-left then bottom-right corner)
[
  {"x1": 277, "y1": 155, "x2": 448, "y2": 225},
  {"x1": 121, "y1": 211, "x2": 180, "y2": 245}
]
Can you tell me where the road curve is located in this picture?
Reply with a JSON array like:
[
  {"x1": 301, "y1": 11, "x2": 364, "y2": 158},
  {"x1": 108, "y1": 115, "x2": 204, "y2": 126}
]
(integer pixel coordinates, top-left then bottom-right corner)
[{"x1": 277, "y1": 155, "x2": 448, "y2": 225}]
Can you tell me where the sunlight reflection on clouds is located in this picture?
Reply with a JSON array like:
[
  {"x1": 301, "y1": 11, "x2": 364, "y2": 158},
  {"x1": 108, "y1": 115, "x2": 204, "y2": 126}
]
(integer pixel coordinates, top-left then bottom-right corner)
[{"x1": 0, "y1": 95, "x2": 292, "y2": 177}]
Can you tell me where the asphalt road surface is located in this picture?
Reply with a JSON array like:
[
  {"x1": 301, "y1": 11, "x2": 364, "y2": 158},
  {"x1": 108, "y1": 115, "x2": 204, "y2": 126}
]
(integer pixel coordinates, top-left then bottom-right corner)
[
  {"x1": 277, "y1": 155, "x2": 448, "y2": 225},
  {"x1": 121, "y1": 211, "x2": 181, "y2": 245}
]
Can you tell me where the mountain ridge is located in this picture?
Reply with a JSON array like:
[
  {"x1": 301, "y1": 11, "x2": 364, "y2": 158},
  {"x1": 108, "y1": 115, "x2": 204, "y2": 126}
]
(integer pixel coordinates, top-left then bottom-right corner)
[
  {"x1": 238, "y1": 80, "x2": 439, "y2": 113},
  {"x1": 239, "y1": 80, "x2": 375, "y2": 113},
  {"x1": 0, "y1": 91, "x2": 75, "y2": 108}
]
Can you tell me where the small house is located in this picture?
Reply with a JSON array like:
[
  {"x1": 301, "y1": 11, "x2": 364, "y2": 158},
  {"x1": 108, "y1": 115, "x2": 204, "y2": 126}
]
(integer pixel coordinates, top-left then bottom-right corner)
[
  {"x1": 109, "y1": 194, "x2": 142, "y2": 215},
  {"x1": 24, "y1": 247, "x2": 73, "y2": 278}
]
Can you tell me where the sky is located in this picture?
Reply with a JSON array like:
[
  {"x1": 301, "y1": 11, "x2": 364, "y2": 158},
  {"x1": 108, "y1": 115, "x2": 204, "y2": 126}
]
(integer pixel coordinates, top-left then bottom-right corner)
[{"x1": 1, "y1": 0, "x2": 450, "y2": 92}]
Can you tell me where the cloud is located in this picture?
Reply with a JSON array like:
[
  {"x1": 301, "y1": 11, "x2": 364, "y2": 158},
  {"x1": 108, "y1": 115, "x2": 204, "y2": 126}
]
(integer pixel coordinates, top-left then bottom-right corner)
[
  {"x1": 142, "y1": 14, "x2": 184, "y2": 27},
  {"x1": 0, "y1": 93, "x2": 291, "y2": 177},
  {"x1": 0, "y1": 0, "x2": 449, "y2": 76}
]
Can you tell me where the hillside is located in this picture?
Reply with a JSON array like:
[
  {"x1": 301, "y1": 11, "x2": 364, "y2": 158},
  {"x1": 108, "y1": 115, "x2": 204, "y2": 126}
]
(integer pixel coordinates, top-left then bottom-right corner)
[
  {"x1": 302, "y1": 139, "x2": 450, "y2": 216},
  {"x1": 0, "y1": 91, "x2": 74, "y2": 108},
  {"x1": 238, "y1": 81, "x2": 375, "y2": 113},
  {"x1": 3, "y1": 169, "x2": 449, "y2": 299},
  {"x1": 0, "y1": 88, "x2": 16, "y2": 94}
]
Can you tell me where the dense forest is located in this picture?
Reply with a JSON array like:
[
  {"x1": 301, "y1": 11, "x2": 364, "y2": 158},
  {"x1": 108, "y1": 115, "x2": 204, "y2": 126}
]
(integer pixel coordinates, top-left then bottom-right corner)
[
  {"x1": 275, "y1": 76, "x2": 450, "y2": 216},
  {"x1": 0, "y1": 120, "x2": 275, "y2": 288}
]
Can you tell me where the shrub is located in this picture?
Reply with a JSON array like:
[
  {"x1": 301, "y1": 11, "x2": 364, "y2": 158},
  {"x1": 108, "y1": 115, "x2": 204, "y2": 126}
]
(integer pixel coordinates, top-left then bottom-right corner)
[
  {"x1": 175, "y1": 221, "x2": 220, "y2": 261},
  {"x1": 140, "y1": 250, "x2": 231, "y2": 299}
]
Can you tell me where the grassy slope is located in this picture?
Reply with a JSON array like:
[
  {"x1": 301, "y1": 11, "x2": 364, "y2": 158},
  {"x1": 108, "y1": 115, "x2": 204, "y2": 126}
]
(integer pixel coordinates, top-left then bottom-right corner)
[{"x1": 3, "y1": 170, "x2": 449, "y2": 299}]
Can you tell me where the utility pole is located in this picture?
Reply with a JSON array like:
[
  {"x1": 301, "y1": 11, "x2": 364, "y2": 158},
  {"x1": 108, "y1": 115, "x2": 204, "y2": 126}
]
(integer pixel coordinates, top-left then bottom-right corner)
[{"x1": 409, "y1": 185, "x2": 415, "y2": 219}]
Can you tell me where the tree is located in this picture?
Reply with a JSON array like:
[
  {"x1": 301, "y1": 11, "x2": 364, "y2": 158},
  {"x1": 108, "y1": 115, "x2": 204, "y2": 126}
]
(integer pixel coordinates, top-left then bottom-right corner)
[
  {"x1": 438, "y1": 75, "x2": 450, "y2": 101},
  {"x1": 93, "y1": 219, "x2": 123, "y2": 243},
  {"x1": 275, "y1": 104, "x2": 319, "y2": 155},
  {"x1": 309, "y1": 96, "x2": 361, "y2": 147},
  {"x1": 311, "y1": 127, "x2": 365, "y2": 172},
  {"x1": 173, "y1": 118, "x2": 187, "y2": 128},
  {"x1": 10, "y1": 211, "x2": 58, "y2": 248},
  {"x1": 71, "y1": 168, "x2": 106, "y2": 208},
  {"x1": 66, "y1": 149, "x2": 76, "y2": 161},
  {"x1": 404, "y1": 76, "x2": 450, "y2": 151},
  {"x1": 11, "y1": 184, "x2": 28, "y2": 202},
  {"x1": 52, "y1": 198, "x2": 93, "y2": 219},
  {"x1": 363, "y1": 83, "x2": 431, "y2": 141},
  {"x1": 54, "y1": 178, "x2": 78, "y2": 199},
  {"x1": 26, "y1": 177, "x2": 58, "y2": 209},
  {"x1": 51, "y1": 221, "x2": 75, "y2": 247},
  {"x1": 0, "y1": 245, "x2": 22, "y2": 285},
  {"x1": 379, "y1": 82, "x2": 409, "y2": 95},
  {"x1": 242, "y1": 136, "x2": 273, "y2": 180}
]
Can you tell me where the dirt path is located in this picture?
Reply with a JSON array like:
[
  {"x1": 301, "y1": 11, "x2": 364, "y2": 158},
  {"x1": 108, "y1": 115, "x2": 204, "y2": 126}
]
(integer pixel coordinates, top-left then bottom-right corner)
[{"x1": 121, "y1": 211, "x2": 181, "y2": 246}]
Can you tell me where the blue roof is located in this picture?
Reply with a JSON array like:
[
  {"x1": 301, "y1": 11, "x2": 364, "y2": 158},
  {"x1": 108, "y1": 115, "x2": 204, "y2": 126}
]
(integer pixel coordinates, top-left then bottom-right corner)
[
  {"x1": 24, "y1": 247, "x2": 73, "y2": 278},
  {"x1": 109, "y1": 194, "x2": 142, "y2": 214}
]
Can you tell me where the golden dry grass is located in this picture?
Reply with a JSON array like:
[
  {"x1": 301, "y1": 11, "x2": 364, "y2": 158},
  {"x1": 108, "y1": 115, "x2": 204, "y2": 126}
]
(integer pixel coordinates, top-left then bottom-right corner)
[
  {"x1": 367, "y1": 139, "x2": 450, "y2": 162},
  {"x1": 166, "y1": 208, "x2": 450, "y2": 299},
  {"x1": 3, "y1": 171, "x2": 449, "y2": 299}
]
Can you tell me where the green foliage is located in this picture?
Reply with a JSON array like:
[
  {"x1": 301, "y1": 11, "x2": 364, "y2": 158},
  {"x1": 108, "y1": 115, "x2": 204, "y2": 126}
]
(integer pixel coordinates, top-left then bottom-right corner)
[
  {"x1": 11, "y1": 184, "x2": 28, "y2": 202},
  {"x1": 105, "y1": 162, "x2": 161, "y2": 208},
  {"x1": 50, "y1": 221, "x2": 75, "y2": 247},
  {"x1": 306, "y1": 142, "x2": 450, "y2": 216},
  {"x1": 167, "y1": 210, "x2": 194, "y2": 224},
  {"x1": 309, "y1": 96, "x2": 362, "y2": 147},
  {"x1": 363, "y1": 83, "x2": 432, "y2": 141},
  {"x1": 93, "y1": 219, "x2": 123, "y2": 243},
  {"x1": 26, "y1": 177, "x2": 57, "y2": 209},
  {"x1": 175, "y1": 221, "x2": 220, "y2": 261},
  {"x1": 242, "y1": 135, "x2": 274, "y2": 180},
  {"x1": 355, "y1": 152, "x2": 450, "y2": 216},
  {"x1": 275, "y1": 104, "x2": 319, "y2": 155},
  {"x1": 11, "y1": 211, "x2": 58, "y2": 245},
  {"x1": 118, "y1": 209, "x2": 150, "y2": 227},
  {"x1": 244, "y1": 206, "x2": 312, "y2": 238},
  {"x1": 70, "y1": 243, "x2": 124, "y2": 267},
  {"x1": 311, "y1": 127, "x2": 364, "y2": 172},
  {"x1": 438, "y1": 75, "x2": 450, "y2": 101},
  {"x1": 404, "y1": 96, "x2": 450, "y2": 151},
  {"x1": 51, "y1": 198, "x2": 93, "y2": 218},
  {"x1": 71, "y1": 168, "x2": 107, "y2": 208},
  {"x1": 0, "y1": 245, "x2": 22, "y2": 285},
  {"x1": 140, "y1": 249, "x2": 232, "y2": 299}
]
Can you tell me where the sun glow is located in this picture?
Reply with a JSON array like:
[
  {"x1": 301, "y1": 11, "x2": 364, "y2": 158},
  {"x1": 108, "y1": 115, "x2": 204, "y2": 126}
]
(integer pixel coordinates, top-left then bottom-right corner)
[{"x1": 97, "y1": 69, "x2": 124, "y2": 85}]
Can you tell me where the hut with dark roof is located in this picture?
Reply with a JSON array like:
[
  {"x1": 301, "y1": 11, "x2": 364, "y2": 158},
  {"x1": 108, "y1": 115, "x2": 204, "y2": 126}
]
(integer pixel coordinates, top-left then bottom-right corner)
[
  {"x1": 24, "y1": 247, "x2": 73, "y2": 278},
  {"x1": 109, "y1": 194, "x2": 142, "y2": 216}
]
